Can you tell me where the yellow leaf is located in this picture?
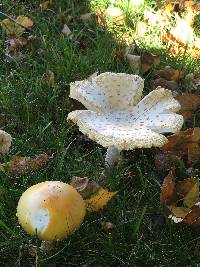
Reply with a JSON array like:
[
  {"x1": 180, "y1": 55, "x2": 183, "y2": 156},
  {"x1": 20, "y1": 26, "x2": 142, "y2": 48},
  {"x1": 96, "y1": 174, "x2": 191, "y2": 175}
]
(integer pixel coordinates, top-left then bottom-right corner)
[
  {"x1": 1, "y1": 16, "x2": 33, "y2": 36},
  {"x1": 16, "y1": 16, "x2": 33, "y2": 28},
  {"x1": 1, "y1": 19, "x2": 23, "y2": 35},
  {"x1": 85, "y1": 188, "x2": 117, "y2": 212}
]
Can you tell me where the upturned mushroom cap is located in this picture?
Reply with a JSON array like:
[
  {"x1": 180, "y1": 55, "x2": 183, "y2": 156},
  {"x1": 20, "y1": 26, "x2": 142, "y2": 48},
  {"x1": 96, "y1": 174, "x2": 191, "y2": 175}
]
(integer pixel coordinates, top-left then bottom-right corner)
[
  {"x1": 17, "y1": 181, "x2": 86, "y2": 241},
  {"x1": 68, "y1": 72, "x2": 184, "y2": 150},
  {"x1": 69, "y1": 72, "x2": 144, "y2": 112}
]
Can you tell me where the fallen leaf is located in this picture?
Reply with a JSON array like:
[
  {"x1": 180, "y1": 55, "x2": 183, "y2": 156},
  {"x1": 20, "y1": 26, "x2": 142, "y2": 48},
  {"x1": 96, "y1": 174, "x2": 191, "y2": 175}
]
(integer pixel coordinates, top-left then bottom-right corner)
[
  {"x1": 183, "y1": 204, "x2": 200, "y2": 226},
  {"x1": 160, "y1": 128, "x2": 200, "y2": 165},
  {"x1": 0, "y1": 153, "x2": 53, "y2": 176},
  {"x1": 188, "y1": 143, "x2": 200, "y2": 163},
  {"x1": 161, "y1": 172, "x2": 200, "y2": 226},
  {"x1": 70, "y1": 177, "x2": 100, "y2": 199},
  {"x1": 41, "y1": 0, "x2": 53, "y2": 10},
  {"x1": 16, "y1": 16, "x2": 33, "y2": 28},
  {"x1": 175, "y1": 94, "x2": 200, "y2": 119},
  {"x1": 1, "y1": 16, "x2": 33, "y2": 36},
  {"x1": 80, "y1": 13, "x2": 93, "y2": 22},
  {"x1": 5, "y1": 36, "x2": 27, "y2": 54},
  {"x1": 163, "y1": 19, "x2": 194, "y2": 46},
  {"x1": 176, "y1": 177, "x2": 198, "y2": 197},
  {"x1": 154, "y1": 67, "x2": 184, "y2": 81},
  {"x1": 43, "y1": 70, "x2": 56, "y2": 89},
  {"x1": 101, "y1": 221, "x2": 115, "y2": 232},
  {"x1": 62, "y1": 24, "x2": 71, "y2": 36},
  {"x1": 169, "y1": 206, "x2": 191, "y2": 219},
  {"x1": 85, "y1": 188, "x2": 117, "y2": 212},
  {"x1": 183, "y1": 179, "x2": 199, "y2": 208},
  {"x1": 105, "y1": 7, "x2": 125, "y2": 25},
  {"x1": 160, "y1": 167, "x2": 177, "y2": 205},
  {"x1": 152, "y1": 78, "x2": 178, "y2": 91},
  {"x1": 136, "y1": 21, "x2": 148, "y2": 37},
  {"x1": 141, "y1": 51, "x2": 160, "y2": 72},
  {"x1": 161, "y1": 128, "x2": 194, "y2": 154}
]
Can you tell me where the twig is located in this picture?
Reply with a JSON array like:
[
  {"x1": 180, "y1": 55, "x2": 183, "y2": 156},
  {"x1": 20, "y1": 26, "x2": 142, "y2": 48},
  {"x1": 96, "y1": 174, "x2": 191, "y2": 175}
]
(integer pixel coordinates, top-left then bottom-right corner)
[{"x1": 0, "y1": 11, "x2": 32, "y2": 32}]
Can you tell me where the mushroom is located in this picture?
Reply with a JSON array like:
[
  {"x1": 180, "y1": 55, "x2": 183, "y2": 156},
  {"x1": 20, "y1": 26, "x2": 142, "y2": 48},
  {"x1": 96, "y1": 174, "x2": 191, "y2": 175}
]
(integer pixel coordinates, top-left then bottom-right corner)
[
  {"x1": 67, "y1": 72, "x2": 184, "y2": 171},
  {"x1": 17, "y1": 181, "x2": 86, "y2": 241}
]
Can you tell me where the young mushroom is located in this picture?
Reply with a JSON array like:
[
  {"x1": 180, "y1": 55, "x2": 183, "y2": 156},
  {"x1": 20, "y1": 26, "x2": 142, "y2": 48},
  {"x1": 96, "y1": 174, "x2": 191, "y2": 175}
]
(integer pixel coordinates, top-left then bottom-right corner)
[
  {"x1": 67, "y1": 72, "x2": 184, "y2": 172},
  {"x1": 17, "y1": 181, "x2": 86, "y2": 241}
]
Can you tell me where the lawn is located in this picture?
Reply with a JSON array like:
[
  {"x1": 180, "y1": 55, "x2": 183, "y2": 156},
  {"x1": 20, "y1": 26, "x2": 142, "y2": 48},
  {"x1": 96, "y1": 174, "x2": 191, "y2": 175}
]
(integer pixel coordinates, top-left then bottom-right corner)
[{"x1": 0, "y1": 0, "x2": 200, "y2": 266}]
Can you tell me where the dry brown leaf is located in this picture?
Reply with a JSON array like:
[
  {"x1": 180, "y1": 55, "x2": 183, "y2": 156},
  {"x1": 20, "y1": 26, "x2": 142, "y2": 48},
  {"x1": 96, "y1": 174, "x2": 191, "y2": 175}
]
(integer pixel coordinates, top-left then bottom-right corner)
[
  {"x1": 85, "y1": 188, "x2": 117, "y2": 212},
  {"x1": 188, "y1": 143, "x2": 200, "y2": 163},
  {"x1": 152, "y1": 78, "x2": 178, "y2": 91},
  {"x1": 0, "y1": 153, "x2": 53, "y2": 176},
  {"x1": 161, "y1": 128, "x2": 193, "y2": 154},
  {"x1": 154, "y1": 67, "x2": 184, "y2": 81},
  {"x1": 141, "y1": 51, "x2": 160, "y2": 72},
  {"x1": 5, "y1": 36, "x2": 28, "y2": 54},
  {"x1": 70, "y1": 177, "x2": 100, "y2": 199},
  {"x1": 183, "y1": 179, "x2": 199, "y2": 208},
  {"x1": 175, "y1": 94, "x2": 200, "y2": 119},
  {"x1": 183, "y1": 205, "x2": 200, "y2": 226},
  {"x1": 160, "y1": 167, "x2": 177, "y2": 205},
  {"x1": 161, "y1": 128, "x2": 200, "y2": 164},
  {"x1": 176, "y1": 177, "x2": 198, "y2": 197}
]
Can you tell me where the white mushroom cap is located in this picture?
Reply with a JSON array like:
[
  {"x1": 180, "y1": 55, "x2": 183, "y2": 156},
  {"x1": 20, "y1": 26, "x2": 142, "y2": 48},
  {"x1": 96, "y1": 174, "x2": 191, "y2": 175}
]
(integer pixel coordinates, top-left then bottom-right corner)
[
  {"x1": 68, "y1": 73, "x2": 184, "y2": 150},
  {"x1": 70, "y1": 72, "x2": 144, "y2": 113}
]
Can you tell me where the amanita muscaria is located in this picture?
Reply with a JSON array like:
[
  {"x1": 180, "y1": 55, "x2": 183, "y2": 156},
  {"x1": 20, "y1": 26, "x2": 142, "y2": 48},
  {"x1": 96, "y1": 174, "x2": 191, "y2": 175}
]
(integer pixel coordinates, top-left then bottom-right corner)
[
  {"x1": 67, "y1": 72, "x2": 184, "y2": 168},
  {"x1": 17, "y1": 181, "x2": 86, "y2": 241}
]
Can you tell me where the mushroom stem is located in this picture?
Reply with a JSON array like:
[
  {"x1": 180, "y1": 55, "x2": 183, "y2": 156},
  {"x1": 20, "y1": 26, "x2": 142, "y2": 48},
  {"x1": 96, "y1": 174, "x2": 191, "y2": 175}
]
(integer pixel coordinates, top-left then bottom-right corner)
[{"x1": 105, "y1": 146, "x2": 121, "y2": 168}]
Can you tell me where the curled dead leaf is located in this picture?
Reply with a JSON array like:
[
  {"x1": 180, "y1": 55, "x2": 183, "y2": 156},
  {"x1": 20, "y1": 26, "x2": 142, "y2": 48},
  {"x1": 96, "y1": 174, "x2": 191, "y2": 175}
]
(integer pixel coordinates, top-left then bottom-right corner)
[
  {"x1": 160, "y1": 167, "x2": 177, "y2": 205},
  {"x1": 183, "y1": 204, "x2": 200, "y2": 226},
  {"x1": 175, "y1": 94, "x2": 200, "y2": 119},
  {"x1": 152, "y1": 78, "x2": 178, "y2": 91},
  {"x1": 154, "y1": 67, "x2": 183, "y2": 81},
  {"x1": 70, "y1": 177, "x2": 100, "y2": 199},
  {"x1": 141, "y1": 51, "x2": 160, "y2": 72},
  {"x1": 0, "y1": 153, "x2": 53, "y2": 176}
]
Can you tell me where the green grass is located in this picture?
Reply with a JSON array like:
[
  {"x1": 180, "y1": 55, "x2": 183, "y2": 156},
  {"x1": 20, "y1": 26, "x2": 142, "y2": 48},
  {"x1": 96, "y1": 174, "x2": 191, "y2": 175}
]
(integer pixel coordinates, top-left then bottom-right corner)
[{"x1": 0, "y1": 0, "x2": 200, "y2": 266}]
